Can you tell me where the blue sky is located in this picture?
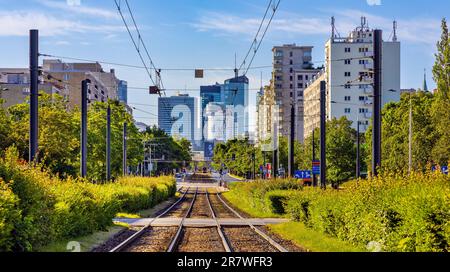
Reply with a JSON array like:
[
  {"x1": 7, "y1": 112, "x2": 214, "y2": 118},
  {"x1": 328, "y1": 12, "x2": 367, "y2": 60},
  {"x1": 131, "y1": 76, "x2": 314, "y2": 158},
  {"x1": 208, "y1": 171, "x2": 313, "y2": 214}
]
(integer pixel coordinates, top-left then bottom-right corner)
[{"x1": 0, "y1": 0, "x2": 447, "y2": 129}]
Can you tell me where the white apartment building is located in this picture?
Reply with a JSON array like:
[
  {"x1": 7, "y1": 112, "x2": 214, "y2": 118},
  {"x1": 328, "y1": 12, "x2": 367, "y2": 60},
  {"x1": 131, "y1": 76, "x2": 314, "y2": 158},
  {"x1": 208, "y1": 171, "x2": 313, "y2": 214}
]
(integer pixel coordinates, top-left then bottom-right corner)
[
  {"x1": 272, "y1": 44, "x2": 320, "y2": 142},
  {"x1": 304, "y1": 17, "x2": 401, "y2": 138}
]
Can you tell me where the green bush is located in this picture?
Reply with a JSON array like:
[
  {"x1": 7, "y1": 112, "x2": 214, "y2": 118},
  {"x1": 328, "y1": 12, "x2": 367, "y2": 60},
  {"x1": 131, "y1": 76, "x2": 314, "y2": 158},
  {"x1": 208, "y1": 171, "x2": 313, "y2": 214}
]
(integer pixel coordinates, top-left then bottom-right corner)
[
  {"x1": 224, "y1": 179, "x2": 303, "y2": 217},
  {"x1": 0, "y1": 149, "x2": 176, "y2": 252},
  {"x1": 285, "y1": 172, "x2": 450, "y2": 252},
  {"x1": 265, "y1": 190, "x2": 296, "y2": 215},
  {"x1": 0, "y1": 179, "x2": 21, "y2": 251}
]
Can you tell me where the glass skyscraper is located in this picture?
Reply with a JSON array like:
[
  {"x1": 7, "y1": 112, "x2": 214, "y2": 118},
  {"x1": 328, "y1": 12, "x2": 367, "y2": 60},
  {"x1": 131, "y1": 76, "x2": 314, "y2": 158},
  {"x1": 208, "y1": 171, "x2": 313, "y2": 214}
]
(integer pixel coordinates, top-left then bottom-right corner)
[
  {"x1": 200, "y1": 75, "x2": 249, "y2": 143},
  {"x1": 158, "y1": 94, "x2": 200, "y2": 149}
]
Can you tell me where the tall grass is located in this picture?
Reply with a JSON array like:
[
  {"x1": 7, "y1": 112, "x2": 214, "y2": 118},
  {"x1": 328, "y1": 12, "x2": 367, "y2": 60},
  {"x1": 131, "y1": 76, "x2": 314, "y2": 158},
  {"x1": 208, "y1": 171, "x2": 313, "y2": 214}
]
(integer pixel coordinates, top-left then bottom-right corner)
[{"x1": 0, "y1": 148, "x2": 176, "y2": 252}]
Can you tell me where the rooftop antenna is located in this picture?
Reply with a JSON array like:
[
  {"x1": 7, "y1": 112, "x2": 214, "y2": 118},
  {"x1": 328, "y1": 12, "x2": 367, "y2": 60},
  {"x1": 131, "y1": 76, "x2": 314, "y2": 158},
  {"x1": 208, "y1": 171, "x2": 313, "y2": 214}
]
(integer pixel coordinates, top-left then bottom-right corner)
[
  {"x1": 393, "y1": 20, "x2": 398, "y2": 42},
  {"x1": 234, "y1": 53, "x2": 238, "y2": 78},
  {"x1": 331, "y1": 16, "x2": 335, "y2": 40}
]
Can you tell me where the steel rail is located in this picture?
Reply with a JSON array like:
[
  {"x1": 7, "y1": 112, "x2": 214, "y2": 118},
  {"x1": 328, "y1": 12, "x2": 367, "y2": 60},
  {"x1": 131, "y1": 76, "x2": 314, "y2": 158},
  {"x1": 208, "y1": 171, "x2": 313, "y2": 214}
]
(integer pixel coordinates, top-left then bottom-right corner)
[
  {"x1": 167, "y1": 187, "x2": 198, "y2": 252},
  {"x1": 205, "y1": 190, "x2": 232, "y2": 252},
  {"x1": 215, "y1": 189, "x2": 289, "y2": 252},
  {"x1": 109, "y1": 186, "x2": 190, "y2": 252}
]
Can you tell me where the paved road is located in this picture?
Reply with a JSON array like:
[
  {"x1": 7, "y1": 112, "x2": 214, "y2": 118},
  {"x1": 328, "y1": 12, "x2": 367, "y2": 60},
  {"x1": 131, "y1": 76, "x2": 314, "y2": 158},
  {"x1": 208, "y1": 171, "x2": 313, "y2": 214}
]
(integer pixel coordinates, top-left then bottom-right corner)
[{"x1": 212, "y1": 173, "x2": 246, "y2": 183}]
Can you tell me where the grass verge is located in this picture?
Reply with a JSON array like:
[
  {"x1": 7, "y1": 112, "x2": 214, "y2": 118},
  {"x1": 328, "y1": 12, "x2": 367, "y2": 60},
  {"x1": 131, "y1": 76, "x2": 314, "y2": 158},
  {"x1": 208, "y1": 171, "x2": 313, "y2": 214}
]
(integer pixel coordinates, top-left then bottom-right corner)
[
  {"x1": 268, "y1": 222, "x2": 367, "y2": 252},
  {"x1": 39, "y1": 224, "x2": 127, "y2": 252}
]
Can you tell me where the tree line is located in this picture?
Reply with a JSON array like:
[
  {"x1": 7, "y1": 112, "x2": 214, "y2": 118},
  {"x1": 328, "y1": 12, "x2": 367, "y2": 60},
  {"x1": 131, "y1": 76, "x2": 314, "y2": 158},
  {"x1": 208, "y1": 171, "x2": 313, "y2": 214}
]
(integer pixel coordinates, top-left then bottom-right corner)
[{"x1": 0, "y1": 93, "x2": 191, "y2": 181}]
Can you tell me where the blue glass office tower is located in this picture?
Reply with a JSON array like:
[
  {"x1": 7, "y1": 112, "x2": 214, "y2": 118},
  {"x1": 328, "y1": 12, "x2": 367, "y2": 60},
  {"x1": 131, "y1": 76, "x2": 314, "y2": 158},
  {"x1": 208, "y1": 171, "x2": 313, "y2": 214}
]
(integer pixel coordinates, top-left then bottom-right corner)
[
  {"x1": 200, "y1": 75, "x2": 249, "y2": 143},
  {"x1": 158, "y1": 94, "x2": 200, "y2": 149},
  {"x1": 118, "y1": 80, "x2": 128, "y2": 103},
  {"x1": 223, "y1": 75, "x2": 249, "y2": 138}
]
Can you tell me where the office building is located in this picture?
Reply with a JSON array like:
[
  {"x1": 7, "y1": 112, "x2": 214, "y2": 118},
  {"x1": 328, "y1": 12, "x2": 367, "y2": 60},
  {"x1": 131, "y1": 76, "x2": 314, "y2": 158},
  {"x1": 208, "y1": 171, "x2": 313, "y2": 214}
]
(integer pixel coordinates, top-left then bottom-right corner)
[
  {"x1": 272, "y1": 44, "x2": 320, "y2": 142},
  {"x1": 42, "y1": 59, "x2": 121, "y2": 108},
  {"x1": 0, "y1": 68, "x2": 67, "y2": 109},
  {"x1": 303, "y1": 17, "x2": 401, "y2": 139},
  {"x1": 158, "y1": 94, "x2": 201, "y2": 149},
  {"x1": 200, "y1": 75, "x2": 249, "y2": 143}
]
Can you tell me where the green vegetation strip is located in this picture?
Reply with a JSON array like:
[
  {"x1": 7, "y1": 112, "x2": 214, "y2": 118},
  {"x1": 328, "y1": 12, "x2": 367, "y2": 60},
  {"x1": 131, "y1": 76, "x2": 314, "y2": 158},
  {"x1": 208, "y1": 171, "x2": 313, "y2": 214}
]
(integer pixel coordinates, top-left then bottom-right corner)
[
  {"x1": 0, "y1": 148, "x2": 177, "y2": 252},
  {"x1": 223, "y1": 171, "x2": 450, "y2": 252},
  {"x1": 269, "y1": 222, "x2": 366, "y2": 252}
]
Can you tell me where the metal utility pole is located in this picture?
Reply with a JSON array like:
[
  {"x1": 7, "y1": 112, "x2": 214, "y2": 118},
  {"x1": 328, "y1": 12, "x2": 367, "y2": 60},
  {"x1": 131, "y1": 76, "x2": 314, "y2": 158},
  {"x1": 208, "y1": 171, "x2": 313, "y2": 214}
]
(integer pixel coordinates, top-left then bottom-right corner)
[
  {"x1": 273, "y1": 149, "x2": 278, "y2": 179},
  {"x1": 320, "y1": 81, "x2": 327, "y2": 189},
  {"x1": 106, "y1": 105, "x2": 111, "y2": 181},
  {"x1": 312, "y1": 128, "x2": 316, "y2": 187},
  {"x1": 123, "y1": 122, "x2": 128, "y2": 176},
  {"x1": 80, "y1": 79, "x2": 90, "y2": 178},
  {"x1": 288, "y1": 103, "x2": 295, "y2": 177},
  {"x1": 372, "y1": 29, "x2": 383, "y2": 177},
  {"x1": 252, "y1": 150, "x2": 256, "y2": 180},
  {"x1": 408, "y1": 94, "x2": 412, "y2": 175},
  {"x1": 356, "y1": 118, "x2": 360, "y2": 179},
  {"x1": 29, "y1": 29, "x2": 39, "y2": 163}
]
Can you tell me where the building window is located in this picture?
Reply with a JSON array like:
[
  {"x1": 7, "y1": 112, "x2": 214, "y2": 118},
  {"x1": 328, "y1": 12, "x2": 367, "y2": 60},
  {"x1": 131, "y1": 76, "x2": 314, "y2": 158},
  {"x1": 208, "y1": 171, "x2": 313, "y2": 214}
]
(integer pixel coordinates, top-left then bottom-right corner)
[
  {"x1": 290, "y1": 92, "x2": 293, "y2": 97},
  {"x1": 305, "y1": 83, "x2": 308, "y2": 88},
  {"x1": 298, "y1": 83, "x2": 303, "y2": 89},
  {"x1": 290, "y1": 51, "x2": 293, "y2": 57},
  {"x1": 345, "y1": 47, "x2": 351, "y2": 53},
  {"x1": 275, "y1": 50, "x2": 283, "y2": 57},
  {"x1": 290, "y1": 60, "x2": 293, "y2": 65},
  {"x1": 345, "y1": 59, "x2": 351, "y2": 65},
  {"x1": 305, "y1": 75, "x2": 309, "y2": 80},
  {"x1": 64, "y1": 74, "x2": 70, "y2": 81},
  {"x1": 298, "y1": 75, "x2": 303, "y2": 81},
  {"x1": 345, "y1": 72, "x2": 351, "y2": 77},
  {"x1": 290, "y1": 68, "x2": 293, "y2": 73},
  {"x1": 345, "y1": 108, "x2": 351, "y2": 113},
  {"x1": 359, "y1": 96, "x2": 366, "y2": 101},
  {"x1": 290, "y1": 75, "x2": 293, "y2": 81},
  {"x1": 298, "y1": 91, "x2": 303, "y2": 97},
  {"x1": 290, "y1": 84, "x2": 293, "y2": 89},
  {"x1": 344, "y1": 84, "x2": 351, "y2": 89},
  {"x1": 344, "y1": 96, "x2": 351, "y2": 101},
  {"x1": 359, "y1": 108, "x2": 368, "y2": 113}
]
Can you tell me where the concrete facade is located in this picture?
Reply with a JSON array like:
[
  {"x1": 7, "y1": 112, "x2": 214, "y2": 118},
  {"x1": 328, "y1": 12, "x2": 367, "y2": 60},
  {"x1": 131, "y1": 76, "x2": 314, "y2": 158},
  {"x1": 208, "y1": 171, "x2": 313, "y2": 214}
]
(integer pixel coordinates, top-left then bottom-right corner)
[{"x1": 271, "y1": 44, "x2": 319, "y2": 143}]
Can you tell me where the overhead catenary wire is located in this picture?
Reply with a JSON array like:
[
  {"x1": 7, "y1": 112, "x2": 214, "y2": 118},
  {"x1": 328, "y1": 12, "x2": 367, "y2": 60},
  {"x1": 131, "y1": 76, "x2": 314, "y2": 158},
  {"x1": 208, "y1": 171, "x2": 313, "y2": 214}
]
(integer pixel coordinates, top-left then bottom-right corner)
[
  {"x1": 242, "y1": 0, "x2": 282, "y2": 76},
  {"x1": 39, "y1": 53, "x2": 372, "y2": 74},
  {"x1": 238, "y1": 0, "x2": 273, "y2": 72}
]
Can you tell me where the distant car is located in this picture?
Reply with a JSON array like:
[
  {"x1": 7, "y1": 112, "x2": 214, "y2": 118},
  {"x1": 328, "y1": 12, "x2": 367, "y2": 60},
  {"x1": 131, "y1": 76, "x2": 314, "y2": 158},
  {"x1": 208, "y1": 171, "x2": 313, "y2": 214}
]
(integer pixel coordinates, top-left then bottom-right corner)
[{"x1": 175, "y1": 173, "x2": 183, "y2": 179}]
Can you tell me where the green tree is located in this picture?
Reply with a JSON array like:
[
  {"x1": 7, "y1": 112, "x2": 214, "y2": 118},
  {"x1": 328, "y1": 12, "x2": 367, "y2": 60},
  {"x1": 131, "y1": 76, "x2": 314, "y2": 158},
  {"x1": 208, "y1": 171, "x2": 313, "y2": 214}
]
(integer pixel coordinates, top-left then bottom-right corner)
[
  {"x1": 0, "y1": 99, "x2": 13, "y2": 154},
  {"x1": 87, "y1": 101, "x2": 142, "y2": 181},
  {"x1": 431, "y1": 18, "x2": 450, "y2": 165}
]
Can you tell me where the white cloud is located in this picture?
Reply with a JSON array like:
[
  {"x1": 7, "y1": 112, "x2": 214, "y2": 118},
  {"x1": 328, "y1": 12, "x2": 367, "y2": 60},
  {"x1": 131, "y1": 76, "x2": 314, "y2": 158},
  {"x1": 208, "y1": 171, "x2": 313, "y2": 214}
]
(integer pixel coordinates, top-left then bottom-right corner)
[
  {"x1": 55, "y1": 40, "x2": 70, "y2": 45},
  {"x1": 38, "y1": 0, "x2": 119, "y2": 19},
  {"x1": 0, "y1": 11, "x2": 124, "y2": 37},
  {"x1": 366, "y1": 0, "x2": 382, "y2": 6},
  {"x1": 193, "y1": 9, "x2": 441, "y2": 46}
]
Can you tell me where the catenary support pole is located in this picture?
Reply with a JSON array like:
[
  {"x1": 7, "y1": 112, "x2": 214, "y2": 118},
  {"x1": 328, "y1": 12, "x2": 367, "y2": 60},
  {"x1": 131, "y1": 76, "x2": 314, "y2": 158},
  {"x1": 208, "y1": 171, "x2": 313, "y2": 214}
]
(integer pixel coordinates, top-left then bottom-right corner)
[
  {"x1": 312, "y1": 128, "x2": 316, "y2": 187},
  {"x1": 289, "y1": 103, "x2": 295, "y2": 177},
  {"x1": 123, "y1": 122, "x2": 128, "y2": 176},
  {"x1": 106, "y1": 105, "x2": 111, "y2": 180},
  {"x1": 320, "y1": 80, "x2": 327, "y2": 189},
  {"x1": 372, "y1": 29, "x2": 383, "y2": 176},
  {"x1": 29, "y1": 29, "x2": 39, "y2": 163},
  {"x1": 356, "y1": 120, "x2": 360, "y2": 179},
  {"x1": 80, "y1": 79, "x2": 90, "y2": 178}
]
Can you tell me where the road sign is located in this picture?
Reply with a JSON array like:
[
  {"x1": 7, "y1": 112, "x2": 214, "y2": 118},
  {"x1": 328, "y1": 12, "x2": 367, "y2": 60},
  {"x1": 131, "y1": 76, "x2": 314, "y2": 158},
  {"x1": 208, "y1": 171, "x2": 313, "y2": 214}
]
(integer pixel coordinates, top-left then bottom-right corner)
[
  {"x1": 312, "y1": 160, "x2": 320, "y2": 175},
  {"x1": 432, "y1": 165, "x2": 448, "y2": 175},
  {"x1": 294, "y1": 170, "x2": 312, "y2": 180}
]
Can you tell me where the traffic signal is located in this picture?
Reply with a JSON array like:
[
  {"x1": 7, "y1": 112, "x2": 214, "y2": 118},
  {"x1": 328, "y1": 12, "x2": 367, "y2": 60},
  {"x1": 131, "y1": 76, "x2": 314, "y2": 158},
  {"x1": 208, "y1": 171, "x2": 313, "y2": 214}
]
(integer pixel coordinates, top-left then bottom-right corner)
[{"x1": 149, "y1": 86, "x2": 160, "y2": 95}]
